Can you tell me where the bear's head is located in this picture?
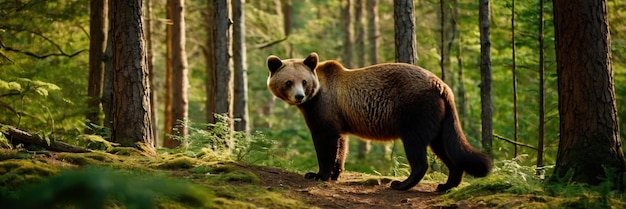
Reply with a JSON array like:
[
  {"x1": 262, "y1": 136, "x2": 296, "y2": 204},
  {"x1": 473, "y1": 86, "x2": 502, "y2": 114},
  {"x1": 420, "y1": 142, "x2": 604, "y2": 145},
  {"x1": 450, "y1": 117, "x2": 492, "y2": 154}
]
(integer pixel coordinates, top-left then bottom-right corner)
[{"x1": 266, "y1": 53, "x2": 320, "y2": 105}]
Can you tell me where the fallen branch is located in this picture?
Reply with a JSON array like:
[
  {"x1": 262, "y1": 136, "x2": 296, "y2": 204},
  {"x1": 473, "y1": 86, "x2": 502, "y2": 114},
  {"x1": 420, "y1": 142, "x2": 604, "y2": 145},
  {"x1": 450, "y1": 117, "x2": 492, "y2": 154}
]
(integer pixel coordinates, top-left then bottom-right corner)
[
  {"x1": 493, "y1": 134, "x2": 538, "y2": 151},
  {"x1": 2, "y1": 125, "x2": 91, "y2": 153}
]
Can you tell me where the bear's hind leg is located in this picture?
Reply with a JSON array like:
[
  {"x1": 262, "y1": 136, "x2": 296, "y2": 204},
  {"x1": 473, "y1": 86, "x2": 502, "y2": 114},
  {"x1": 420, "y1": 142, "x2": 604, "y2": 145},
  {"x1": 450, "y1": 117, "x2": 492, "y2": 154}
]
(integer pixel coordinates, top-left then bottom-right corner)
[
  {"x1": 390, "y1": 132, "x2": 429, "y2": 190},
  {"x1": 430, "y1": 135, "x2": 464, "y2": 192}
]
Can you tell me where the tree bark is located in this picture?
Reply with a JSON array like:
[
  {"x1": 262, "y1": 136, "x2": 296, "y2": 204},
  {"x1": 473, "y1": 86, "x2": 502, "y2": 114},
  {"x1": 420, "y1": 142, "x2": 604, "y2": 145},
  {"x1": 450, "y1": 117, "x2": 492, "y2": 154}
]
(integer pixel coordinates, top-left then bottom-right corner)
[
  {"x1": 110, "y1": 0, "x2": 155, "y2": 147},
  {"x1": 232, "y1": 0, "x2": 249, "y2": 133},
  {"x1": 163, "y1": 0, "x2": 174, "y2": 140},
  {"x1": 511, "y1": 0, "x2": 518, "y2": 157},
  {"x1": 537, "y1": 0, "x2": 545, "y2": 175},
  {"x1": 354, "y1": 0, "x2": 369, "y2": 159},
  {"x1": 86, "y1": 0, "x2": 108, "y2": 133},
  {"x1": 341, "y1": 0, "x2": 353, "y2": 67},
  {"x1": 204, "y1": 2, "x2": 217, "y2": 125},
  {"x1": 553, "y1": 0, "x2": 625, "y2": 186},
  {"x1": 164, "y1": 0, "x2": 189, "y2": 148},
  {"x1": 367, "y1": 0, "x2": 378, "y2": 65},
  {"x1": 479, "y1": 0, "x2": 492, "y2": 156},
  {"x1": 214, "y1": 0, "x2": 232, "y2": 120},
  {"x1": 393, "y1": 0, "x2": 417, "y2": 64},
  {"x1": 145, "y1": 0, "x2": 159, "y2": 146},
  {"x1": 102, "y1": 0, "x2": 114, "y2": 131}
]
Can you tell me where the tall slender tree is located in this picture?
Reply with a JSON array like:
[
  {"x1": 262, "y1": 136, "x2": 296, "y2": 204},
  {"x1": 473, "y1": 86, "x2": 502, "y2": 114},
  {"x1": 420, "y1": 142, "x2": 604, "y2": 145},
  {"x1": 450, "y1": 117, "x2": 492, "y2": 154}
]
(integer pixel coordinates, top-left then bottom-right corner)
[
  {"x1": 479, "y1": 0, "x2": 492, "y2": 156},
  {"x1": 537, "y1": 0, "x2": 545, "y2": 175},
  {"x1": 145, "y1": 0, "x2": 158, "y2": 145},
  {"x1": 164, "y1": 0, "x2": 189, "y2": 148},
  {"x1": 367, "y1": 0, "x2": 378, "y2": 66},
  {"x1": 109, "y1": 0, "x2": 155, "y2": 148},
  {"x1": 341, "y1": 0, "x2": 354, "y2": 67},
  {"x1": 439, "y1": 0, "x2": 445, "y2": 81},
  {"x1": 204, "y1": 2, "x2": 217, "y2": 125},
  {"x1": 86, "y1": 0, "x2": 107, "y2": 133},
  {"x1": 354, "y1": 0, "x2": 370, "y2": 159},
  {"x1": 214, "y1": 0, "x2": 233, "y2": 141},
  {"x1": 511, "y1": 0, "x2": 518, "y2": 157},
  {"x1": 553, "y1": 0, "x2": 625, "y2": 186},
  {"x1": 233, "y1": 0, "x2": 249, "y2": 133},
  {"x1": 163, "y1": 0, "x2": 174, "y2": 140},
  {"x1": 394, "y1": 0, "x2": 417, "y2": 64}
]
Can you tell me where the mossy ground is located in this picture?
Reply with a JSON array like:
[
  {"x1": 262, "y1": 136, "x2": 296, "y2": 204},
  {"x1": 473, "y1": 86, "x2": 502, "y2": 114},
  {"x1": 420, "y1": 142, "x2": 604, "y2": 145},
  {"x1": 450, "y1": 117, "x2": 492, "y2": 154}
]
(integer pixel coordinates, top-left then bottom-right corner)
[{"x1": 1, "y1": 148, "x2": 625, "y2": 208}]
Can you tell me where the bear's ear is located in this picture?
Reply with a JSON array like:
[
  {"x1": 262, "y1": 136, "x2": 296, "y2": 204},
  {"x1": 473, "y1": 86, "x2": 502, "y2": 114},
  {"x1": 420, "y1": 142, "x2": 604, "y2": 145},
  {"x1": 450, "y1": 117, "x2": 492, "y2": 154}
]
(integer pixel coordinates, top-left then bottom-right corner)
[
  {"x1": 303, "y1": 53, "x2": 318, "y2": 71},
  {"x1": 267, "y1": 55, "x2": 283, "y2": 75}
]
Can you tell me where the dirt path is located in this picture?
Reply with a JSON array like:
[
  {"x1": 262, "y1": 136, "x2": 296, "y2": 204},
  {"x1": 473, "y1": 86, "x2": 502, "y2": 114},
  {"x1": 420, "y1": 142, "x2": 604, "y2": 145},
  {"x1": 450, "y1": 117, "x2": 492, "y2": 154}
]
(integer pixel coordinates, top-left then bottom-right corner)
[{"x1": 248, "y1": 165, "x2": 444, "y2": 209}]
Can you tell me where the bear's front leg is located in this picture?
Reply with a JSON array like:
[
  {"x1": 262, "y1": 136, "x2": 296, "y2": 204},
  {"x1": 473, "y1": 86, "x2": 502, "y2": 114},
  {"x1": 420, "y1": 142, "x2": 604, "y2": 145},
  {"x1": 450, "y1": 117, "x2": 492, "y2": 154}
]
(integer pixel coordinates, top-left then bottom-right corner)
[{"x1": 305, "y1": 132, "x2": 345, "y2": 181}]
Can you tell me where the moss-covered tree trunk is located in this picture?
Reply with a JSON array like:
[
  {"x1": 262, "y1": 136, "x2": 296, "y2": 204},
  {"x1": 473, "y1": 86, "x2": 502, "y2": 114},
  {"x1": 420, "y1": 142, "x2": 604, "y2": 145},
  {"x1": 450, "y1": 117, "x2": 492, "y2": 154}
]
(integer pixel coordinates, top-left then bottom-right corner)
[
  {"x1": 110, "y1": 0, "x2": 154, "y2": 147},
  {"x1": 553, "y1": 0, "x2": 625, "y2": 186}
]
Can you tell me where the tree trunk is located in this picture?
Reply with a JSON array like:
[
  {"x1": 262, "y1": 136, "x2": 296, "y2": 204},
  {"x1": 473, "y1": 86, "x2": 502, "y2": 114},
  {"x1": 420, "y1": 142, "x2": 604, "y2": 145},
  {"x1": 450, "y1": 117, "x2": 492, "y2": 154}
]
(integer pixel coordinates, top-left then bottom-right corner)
[
  {"x1": 367, "y1": 0, "x2": 378, "y2": 65},
  {"x1": 553, "y1": 0, "x2": 625, "y2": 186},
  {"x1": 86, "y1": 0, "x2": 107, "y2": 133},
  {"x1": 145, "y1": 0, "x2": 159, "y2": 146},
  {"x1": 536, "y1": 0, "x2": 545, "y2": 176},
  {"x1": 439, "y1": 0, "x2": 445, "y2": 81},
  {"x1": 110, "y1": 0, "x2": 155, "y2": 147},
  {"x1": 164, "y1": 0, "x2": 189, "y2": 148},
  {"x1": 232, "y1": 0, "x2": 249, "y2": 133},
  {"x1": 511, "y1": 0, "x2": 518, "y2": 157},
  {"x1": 479, "y1": 0, "x2": 492, "y2": 156},
  {"x1": 354, "y1": 0, "x2": 369, "y2": 159},
  {"x1": 163, "y1": 0, "x2": 173, "y2": 140},
  {"x1": 341, "y1": 0, "x2": 353, "y2": 67},
  {"x1": 204, "y1": 2, "x2": 217, "y2": 125},
  {"x1": 393, "y1": 0, "x2": 417, "y2": 64},
  {"x1": 102, "y1": 0, "x2": 114, "y2": 131},
  {"x1": 214, "y1": 0, "x2": 232, "y2": 120}
]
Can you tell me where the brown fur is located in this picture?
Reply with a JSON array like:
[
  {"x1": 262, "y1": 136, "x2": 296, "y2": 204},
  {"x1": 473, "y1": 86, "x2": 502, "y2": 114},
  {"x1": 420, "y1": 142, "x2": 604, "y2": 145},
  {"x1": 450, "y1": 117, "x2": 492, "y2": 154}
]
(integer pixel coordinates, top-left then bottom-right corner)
[{"x1": 267, "y1": 53, "x2": 492, "y2": 191}]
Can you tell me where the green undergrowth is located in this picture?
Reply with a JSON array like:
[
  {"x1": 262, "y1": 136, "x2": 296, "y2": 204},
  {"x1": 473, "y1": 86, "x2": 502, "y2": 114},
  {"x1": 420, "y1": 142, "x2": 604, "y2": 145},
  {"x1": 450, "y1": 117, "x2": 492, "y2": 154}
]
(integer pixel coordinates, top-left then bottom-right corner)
[
  {"x1": 0, "y1": 149, "x2": 313, "y2": 209},
  {"x1": 437, "y1": 158, "x2": 626, "y2": 208}
]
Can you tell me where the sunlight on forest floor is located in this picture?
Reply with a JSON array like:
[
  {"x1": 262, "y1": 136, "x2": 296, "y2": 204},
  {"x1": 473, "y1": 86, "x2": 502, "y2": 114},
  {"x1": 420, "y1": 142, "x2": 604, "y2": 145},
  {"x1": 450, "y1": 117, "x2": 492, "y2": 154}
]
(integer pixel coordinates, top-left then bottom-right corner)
[{"x1": 0, "y1": 149, "x2": 624, "y2": 209}]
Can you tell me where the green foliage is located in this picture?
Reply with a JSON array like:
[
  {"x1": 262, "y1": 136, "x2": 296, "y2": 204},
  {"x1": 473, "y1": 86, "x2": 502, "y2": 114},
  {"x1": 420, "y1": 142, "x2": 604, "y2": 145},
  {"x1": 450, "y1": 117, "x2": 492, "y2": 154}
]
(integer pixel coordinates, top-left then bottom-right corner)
[
  {"x1": 0, "y1": 0, "x2": 90, "y2": 136},
  {"x1": 439, "y1": 159, "x2": 626, "y2": 208},
  {"x1": 1, "y1": 166, "x2": 217, "y2": 209}
]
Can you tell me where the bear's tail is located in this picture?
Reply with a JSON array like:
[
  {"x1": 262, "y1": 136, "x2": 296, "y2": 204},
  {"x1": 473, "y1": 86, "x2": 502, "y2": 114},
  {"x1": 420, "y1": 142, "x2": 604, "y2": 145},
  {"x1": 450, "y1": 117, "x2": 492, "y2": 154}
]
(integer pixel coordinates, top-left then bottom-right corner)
[{"x1": 441, "y1": 87, "x2": 492, "y2": 177}]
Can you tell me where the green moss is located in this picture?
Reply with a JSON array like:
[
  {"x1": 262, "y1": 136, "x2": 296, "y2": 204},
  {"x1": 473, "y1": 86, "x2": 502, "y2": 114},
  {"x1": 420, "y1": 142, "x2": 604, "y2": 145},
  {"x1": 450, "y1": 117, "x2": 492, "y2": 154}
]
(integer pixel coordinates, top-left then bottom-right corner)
[
  {"x1": 252, "y1": 191, "x2": 315, "y2": 209},
  {"x1": 0, "y1": 159, "x2": 58, "y2": 187},
  {"x1": 0, "y1": 149, "x2": 31, "y2": 160},
  {"x1": 108, "y1": 147, "x2": 145, "y2": 156},
  {"x1": 218, "y1": 169, "x2": 260, "y2": 184},
  {"x1": 209, "y1": 197, "x2": 257, "y2": 209},
  {"x1": 55, "y1": 152, "x2": 118, "y2": 166},
  {"x1": 152, "y1": 155, "x2": 200, "y2": 169}
]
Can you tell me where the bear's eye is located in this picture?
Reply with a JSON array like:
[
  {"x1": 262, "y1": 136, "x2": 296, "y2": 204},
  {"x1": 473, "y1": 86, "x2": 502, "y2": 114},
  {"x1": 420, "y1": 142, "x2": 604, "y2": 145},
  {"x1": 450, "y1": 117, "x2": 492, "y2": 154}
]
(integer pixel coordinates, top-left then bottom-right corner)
[
  {"x1": 285, "y1": 80, "x2": 292, "y2": 87},
  {"x1": 302, "y1": 80, "x2": 307, "y2": 86}
]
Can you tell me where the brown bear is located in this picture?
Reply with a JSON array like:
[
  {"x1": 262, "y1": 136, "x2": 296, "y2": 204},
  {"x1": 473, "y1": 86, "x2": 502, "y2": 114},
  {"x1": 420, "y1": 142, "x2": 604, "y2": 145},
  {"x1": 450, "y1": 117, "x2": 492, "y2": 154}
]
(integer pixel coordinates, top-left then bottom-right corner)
[{"x1": 266, "y1": 52, "x2": 492, "y2": 191}]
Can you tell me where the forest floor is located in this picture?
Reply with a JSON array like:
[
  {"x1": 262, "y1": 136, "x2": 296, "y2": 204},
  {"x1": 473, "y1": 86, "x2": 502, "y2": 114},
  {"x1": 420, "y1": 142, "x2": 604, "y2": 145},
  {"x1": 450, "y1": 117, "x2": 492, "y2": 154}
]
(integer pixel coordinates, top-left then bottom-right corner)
[
  {"x1": 1, "y1": 149, "x2": 622, "y2": 208},
  {"x1": 240, "y1": 164, "x2": 446, "y2": 209}
]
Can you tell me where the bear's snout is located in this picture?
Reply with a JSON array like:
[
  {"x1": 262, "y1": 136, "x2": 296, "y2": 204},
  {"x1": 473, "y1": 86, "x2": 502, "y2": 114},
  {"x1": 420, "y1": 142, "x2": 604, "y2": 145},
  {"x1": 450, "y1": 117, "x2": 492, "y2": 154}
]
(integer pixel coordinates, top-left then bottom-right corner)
[{"x1": 295, "y1": 94, "x2": 305, "y2": 102}]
